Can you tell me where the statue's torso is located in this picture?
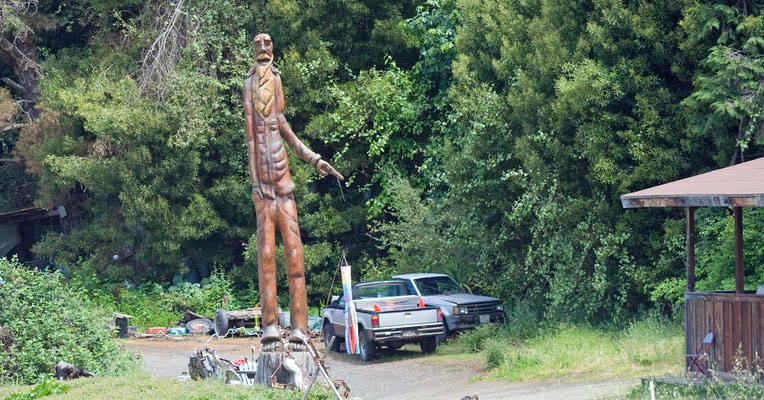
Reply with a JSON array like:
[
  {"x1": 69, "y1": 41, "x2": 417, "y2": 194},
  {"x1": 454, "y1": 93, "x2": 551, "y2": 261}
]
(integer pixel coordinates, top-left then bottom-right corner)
[{"x1": 250, "y1": 73, "x2": 294, "y2": 198}]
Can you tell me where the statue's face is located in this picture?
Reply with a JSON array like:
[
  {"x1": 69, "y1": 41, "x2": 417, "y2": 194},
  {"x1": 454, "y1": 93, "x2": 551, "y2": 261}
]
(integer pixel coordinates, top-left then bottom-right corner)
[{"x1": 254, "y1": 33, "x2": 273, "y2": 66}]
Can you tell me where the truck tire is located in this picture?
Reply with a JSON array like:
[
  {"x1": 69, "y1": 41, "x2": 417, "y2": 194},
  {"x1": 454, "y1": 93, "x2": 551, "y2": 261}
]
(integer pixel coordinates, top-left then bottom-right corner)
[
  {"x1": 214, "y1": 308, "x2": 229, "y2": 337},
  {"x1": 420, "y1": 336, "x2": 437, "y2": 354},
  {"x1": 359, "y1": 329, "x2": 377, "y2": 361},
  {"x1": 437, "y1": 324, "x2": 449, "y2": 344},
  {"x1": 323, "y1": 321, "x2": 340, "y2": 352}
]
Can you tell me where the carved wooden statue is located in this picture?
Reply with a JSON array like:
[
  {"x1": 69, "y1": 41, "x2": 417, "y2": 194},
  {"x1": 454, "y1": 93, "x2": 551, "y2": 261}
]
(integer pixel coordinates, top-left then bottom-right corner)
[{"x1": 243, "y1": 33, "x2": 343, "y2": 346}]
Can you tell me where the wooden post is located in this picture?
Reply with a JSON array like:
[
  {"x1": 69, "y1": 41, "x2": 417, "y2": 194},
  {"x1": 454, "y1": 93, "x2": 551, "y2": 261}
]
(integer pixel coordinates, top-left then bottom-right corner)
[
  {"x1": 734, "y1": 207, "x2": 744, "y2": 294},
  {"x1": 686, "y1": 207, "x2": 696, "y2": 292}
]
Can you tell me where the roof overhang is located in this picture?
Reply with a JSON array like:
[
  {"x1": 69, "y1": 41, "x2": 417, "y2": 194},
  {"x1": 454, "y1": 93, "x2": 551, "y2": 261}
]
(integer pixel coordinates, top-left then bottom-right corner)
[{"x1": 621, "y1": 157, "x2": 764, "y2": 208}]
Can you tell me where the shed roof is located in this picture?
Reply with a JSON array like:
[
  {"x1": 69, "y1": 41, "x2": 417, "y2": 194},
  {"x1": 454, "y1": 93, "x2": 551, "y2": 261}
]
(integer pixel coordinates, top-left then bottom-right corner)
[
  {"x1": 0, "y1": 207, "x2": 61, "y2": 224},
  {"x1": 621, "y1": 157, "x2": 764, "y2": 208}
]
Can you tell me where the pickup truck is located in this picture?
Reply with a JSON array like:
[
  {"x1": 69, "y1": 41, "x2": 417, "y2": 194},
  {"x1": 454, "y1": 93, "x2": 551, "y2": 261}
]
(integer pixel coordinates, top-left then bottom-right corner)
[
  {"x1": 392, "y1": 273, "x2": 505, "y2": 338},
  {"x1": 321, "y1": 280, "x2": 444, "y2": 361}
]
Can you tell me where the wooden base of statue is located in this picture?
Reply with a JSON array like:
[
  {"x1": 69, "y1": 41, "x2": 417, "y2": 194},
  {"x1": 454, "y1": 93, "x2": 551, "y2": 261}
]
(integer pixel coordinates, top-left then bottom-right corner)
[{"x1": 255, "y1": 341, "x2": 316, "y2": 390}]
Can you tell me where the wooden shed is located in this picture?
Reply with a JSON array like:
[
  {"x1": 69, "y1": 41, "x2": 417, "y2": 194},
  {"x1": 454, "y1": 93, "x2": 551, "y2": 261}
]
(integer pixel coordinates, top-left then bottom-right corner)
[{"x1": 622, "y1": 156, "x2": 764, "y2": 373}]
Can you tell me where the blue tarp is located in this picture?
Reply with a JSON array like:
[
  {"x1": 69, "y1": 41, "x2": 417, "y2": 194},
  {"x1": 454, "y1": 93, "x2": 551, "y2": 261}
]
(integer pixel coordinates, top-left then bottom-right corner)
[{"x1": 280, "y1": 313, "x2": 322, "y2": 331}]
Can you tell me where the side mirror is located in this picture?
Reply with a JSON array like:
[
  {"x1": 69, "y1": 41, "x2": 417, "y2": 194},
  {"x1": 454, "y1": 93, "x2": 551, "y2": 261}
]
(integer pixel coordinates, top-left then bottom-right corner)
[{"x1": 330, "y1": 295, "x2": 340, "y2": 305}]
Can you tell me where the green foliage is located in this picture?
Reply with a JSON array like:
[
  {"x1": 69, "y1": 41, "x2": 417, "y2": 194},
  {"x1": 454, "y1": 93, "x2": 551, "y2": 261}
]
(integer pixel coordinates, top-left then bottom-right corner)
[
  {"x1": 0, "y1": 257, "x2": 137, "y2": 384},
  {"x1": 456, "y1": 324, "x2": 502, "y2": 353},
  {"x1": 621, "y1": 378, "x2": 764, "y2": 400},
  {"x1": 483, "y1": 338, "x2": 506, "y2": 369},
  {"x1": 2, "y1": 378, "x2": 69, "y2": 400},
  {"x1": 62, "y1": 260, "x2": 247, "y2": 329},
  {"x1": 454, "y1": 315, "x2": 683, "y2": 382},
  {"x1": 6, "y1": 0, "x2": 764, "y2": 331},
  {"x1": 0, "y1": 372, "x2": 329, "y2": 400},
  {"x1": 682, "y1": 2, "x2": 764, "y2": 166}
]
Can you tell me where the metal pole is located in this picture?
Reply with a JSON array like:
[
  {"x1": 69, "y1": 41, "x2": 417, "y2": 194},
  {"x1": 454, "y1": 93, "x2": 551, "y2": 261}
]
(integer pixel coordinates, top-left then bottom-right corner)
[
  {"x1": 734, "y1": 207, "x2": 744, "y2": 294},
  {"x1": 687, "y1": 207, "x2": 696, "y2": 292},
  {"x1": 301, "y1": 338, "x2": 343, "y2": 400},
  {"x1": 301, "y1": 337, "x2": 335, "y2": 400}
]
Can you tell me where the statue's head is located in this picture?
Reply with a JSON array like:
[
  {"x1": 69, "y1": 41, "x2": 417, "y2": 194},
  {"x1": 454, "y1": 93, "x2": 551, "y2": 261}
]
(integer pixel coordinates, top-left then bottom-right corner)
[{"x1": 254, "y1": 33, "x2": 273, "y2": 67}]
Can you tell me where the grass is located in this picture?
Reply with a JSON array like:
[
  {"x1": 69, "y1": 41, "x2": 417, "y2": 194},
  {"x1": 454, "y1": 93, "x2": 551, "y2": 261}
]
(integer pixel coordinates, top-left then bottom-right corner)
[
  {"x1": 607, "y1": 378, "x2": 764, "y2": 399},
  {"x1": 0, "y1": 373, "x2": 329, "y2": 400},
  {"x1": 448, "y1": 315, "x2": 685, "y2": 382}
]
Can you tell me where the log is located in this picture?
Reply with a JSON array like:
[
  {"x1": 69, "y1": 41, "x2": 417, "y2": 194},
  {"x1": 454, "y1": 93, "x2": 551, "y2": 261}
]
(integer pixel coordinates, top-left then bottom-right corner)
[{"x1": 255, "y1": 345, "x2": 316, "y2": 390}]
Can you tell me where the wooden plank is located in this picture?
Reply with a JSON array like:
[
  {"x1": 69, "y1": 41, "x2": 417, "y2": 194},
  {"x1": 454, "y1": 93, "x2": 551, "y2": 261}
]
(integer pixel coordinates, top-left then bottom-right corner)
[
  {"x1": 724, "y1": 300, "x2": 733, "y2": 371},
  {"x1": 686, "y1": 292, "x2": 762, "y2": 302},
  {"x1": 753, "y1": 302, "x2": 761, "y2": 371},
  {"x1": 685, "y1": 299, "x2": 692, "y2": 369},
  {"x1": 696, "y1": 299, "x2": 706, "y2": 371},
  {"x1": 733, "y1": 301, "x2": 742, "y2": 366},
  {"x1": 714, "y1": 301, "x2": 723, "y2": 370},
  {"x1": 742, "y1": 301, "x2": 752, "y2": 370}
]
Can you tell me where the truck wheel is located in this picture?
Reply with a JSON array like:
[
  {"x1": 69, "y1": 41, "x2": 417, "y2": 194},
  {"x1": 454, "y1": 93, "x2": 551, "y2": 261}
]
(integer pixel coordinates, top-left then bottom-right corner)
[
  {"x1": 323, "y1": 322, "x2": 340, "y2": 352},
  {"x1": 437, "y1": 324, "x2": 449, "y2": 344},
  {"x1": 420, "y1": 336, "x2": 437, "y2": 354},
  {"x1": 359, "y1": 329, "x2": 376, "y2": 361}
]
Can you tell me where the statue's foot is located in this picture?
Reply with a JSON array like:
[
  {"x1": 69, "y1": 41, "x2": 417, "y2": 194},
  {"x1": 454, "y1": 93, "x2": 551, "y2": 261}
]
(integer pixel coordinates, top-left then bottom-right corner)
[
  {"x1": 260, "y1": 325, "x2": 282, "y2": 351},
  {"x1": 288, "y1": 328, "x2": 309, "y2": 344}
]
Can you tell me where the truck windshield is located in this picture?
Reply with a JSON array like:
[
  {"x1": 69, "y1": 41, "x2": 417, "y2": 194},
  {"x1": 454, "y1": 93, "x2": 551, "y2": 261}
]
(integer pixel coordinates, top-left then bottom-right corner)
[
  {"x1": 355, "y1": 282, "x2": 411, "y2": 299},
  {"x1": 414, "y1": 277, "x2": 466, "y2": 295}
]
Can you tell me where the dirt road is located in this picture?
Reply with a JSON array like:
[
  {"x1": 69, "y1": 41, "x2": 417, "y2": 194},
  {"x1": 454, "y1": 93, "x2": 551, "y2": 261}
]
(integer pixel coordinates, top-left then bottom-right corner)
[{"x1": 125, "y1": 337, "x2": 636, "y2": 399}]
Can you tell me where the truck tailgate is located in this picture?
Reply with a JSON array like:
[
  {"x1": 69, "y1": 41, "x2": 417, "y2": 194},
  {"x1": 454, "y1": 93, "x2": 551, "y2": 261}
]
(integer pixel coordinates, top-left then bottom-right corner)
[{"x1": 378, "y1": 308, "x2": 438, "y2": 327}]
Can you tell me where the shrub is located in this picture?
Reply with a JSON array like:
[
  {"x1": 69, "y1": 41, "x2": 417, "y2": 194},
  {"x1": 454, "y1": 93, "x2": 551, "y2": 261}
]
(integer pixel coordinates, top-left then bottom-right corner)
[
  {"x1": 457, "y1": 323, "x2": 501, "y2": 352},
  {"x1": 0, "y1": 257, "x2": 137, "y2": 384},
  {"x1": 483, "y1": 338, "x2": 506, "y2": 369}
]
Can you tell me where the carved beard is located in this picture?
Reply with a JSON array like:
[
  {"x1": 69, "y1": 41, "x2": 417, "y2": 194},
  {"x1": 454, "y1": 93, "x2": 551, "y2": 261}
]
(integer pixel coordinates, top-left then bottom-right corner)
[{"x1": 254, "y1": 60, "x2": 275, "y2": 118}]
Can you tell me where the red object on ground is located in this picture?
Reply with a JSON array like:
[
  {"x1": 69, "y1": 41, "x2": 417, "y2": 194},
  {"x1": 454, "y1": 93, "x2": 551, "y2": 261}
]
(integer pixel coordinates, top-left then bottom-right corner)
[
  {"x1": 418, "y1": 298, "x2": 425, "y2": 308},
  {"x1": 146, "y1": 327, "x2": 168, "y2": 334},
  {"x1": 373, "y1": 304, "x2": 381, "y2": 312}
]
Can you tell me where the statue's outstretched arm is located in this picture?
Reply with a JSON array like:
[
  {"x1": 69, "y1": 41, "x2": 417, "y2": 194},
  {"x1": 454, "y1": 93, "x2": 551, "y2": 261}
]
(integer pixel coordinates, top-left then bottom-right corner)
[{"x1": 274, "y1": 75, "x2": 344, "y2": 180}]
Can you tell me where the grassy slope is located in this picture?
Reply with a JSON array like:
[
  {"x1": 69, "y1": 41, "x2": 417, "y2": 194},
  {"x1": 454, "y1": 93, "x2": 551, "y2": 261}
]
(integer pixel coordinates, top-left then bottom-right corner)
[
  {"x1": 0, "y1": 374, "x2": 328, "y2": 400},
  {"x1": 443, "y1": 317, "x2": 685, "y2": 382}
]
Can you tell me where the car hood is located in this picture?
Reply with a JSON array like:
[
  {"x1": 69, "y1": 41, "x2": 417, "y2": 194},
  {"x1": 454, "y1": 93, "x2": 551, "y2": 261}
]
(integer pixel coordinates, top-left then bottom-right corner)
[{"x1": 422, "y1": 293, "x2": 501, "y2": 306}]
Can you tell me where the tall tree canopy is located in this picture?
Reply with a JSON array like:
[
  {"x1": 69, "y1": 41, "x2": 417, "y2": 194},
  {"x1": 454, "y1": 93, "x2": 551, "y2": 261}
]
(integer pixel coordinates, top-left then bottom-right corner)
[{"x1": 2, "y1": 0, "x2": 764, "y2": 322}]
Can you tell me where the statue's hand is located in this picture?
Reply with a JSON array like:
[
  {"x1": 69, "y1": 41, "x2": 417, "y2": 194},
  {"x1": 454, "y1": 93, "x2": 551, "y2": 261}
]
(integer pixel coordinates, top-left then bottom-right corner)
[{"x1": 316, "y1": 160, "x2": 344, "y2": 180}]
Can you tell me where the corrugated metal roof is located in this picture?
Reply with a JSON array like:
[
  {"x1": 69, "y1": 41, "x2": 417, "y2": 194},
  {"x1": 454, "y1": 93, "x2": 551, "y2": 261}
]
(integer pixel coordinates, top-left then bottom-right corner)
[{"x1": 621, "y1": 157, "x2": 764, "y2": 208}]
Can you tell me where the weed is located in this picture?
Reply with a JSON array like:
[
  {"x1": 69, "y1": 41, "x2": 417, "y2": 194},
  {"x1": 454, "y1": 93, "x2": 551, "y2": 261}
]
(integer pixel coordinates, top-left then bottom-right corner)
[
  {"x1": 2, "y1": 377, "x2": 69, "y2": 400},
  {"x1": 483, "y1": 339, "x2": 506, "y2": 369}
]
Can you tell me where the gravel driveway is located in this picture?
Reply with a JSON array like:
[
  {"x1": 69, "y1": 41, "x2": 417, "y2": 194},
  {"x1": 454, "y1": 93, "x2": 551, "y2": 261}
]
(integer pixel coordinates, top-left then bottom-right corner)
[{"x1": 124, "y1": 337, "x2": 636, "y2": 399}]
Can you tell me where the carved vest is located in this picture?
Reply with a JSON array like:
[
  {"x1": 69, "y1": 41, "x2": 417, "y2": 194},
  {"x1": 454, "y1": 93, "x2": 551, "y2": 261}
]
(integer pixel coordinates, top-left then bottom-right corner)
[{"x1": 251, "y1": 68, "x2": 294, "y2": 199}]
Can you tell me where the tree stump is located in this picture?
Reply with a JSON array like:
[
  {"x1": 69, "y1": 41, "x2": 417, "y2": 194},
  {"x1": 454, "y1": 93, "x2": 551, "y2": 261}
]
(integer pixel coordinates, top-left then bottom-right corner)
[{"x1": 255, "y1": 343, "x2": 316, "y2": 390}]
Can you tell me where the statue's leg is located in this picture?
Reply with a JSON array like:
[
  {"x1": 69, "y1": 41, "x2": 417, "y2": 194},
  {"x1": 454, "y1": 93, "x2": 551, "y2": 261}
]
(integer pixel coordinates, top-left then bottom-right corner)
[
  {"x1": 254, "y1": 194, "x2": 280, "y2": 343},
  {"x1": 277, "y1": 194, "x2": 309, "y2": 343}
]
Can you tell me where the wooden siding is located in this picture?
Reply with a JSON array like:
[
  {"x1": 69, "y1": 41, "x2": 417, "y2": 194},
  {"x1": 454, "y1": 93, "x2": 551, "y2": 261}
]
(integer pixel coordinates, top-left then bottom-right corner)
[{"x1": 686, "y1": 291, "x2": 764, "y2": 372}]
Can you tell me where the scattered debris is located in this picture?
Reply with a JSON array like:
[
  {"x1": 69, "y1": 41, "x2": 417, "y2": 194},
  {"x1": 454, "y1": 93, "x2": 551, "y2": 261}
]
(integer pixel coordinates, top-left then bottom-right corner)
[
  {"x1": 175, "y1": 311, "x2": 211, "y2": 327},
  {"x1": 169, "y1": 326, "x2": 188, "y2": 335},
  {"x1": 187, "y1": 347, "x2": 235, "y2": 381},
  {"x1": 186, "y1": 318, "x2": 213, "y2": 334},
  {"x1": 113, "y1": 312, "x2": 133, "y2": 338},
  {"x1": 146, "y1": 327, "x2": 168, "y2": 335},
  {"x1": 460, "y1": 396, "x2": 479, "y2": 400},
  {"x1": 55, "y1": 361, "x2": 95, "y2": 380},
  {"x1": 214, "y1": 307, "x2": 262, "y2": 336}
]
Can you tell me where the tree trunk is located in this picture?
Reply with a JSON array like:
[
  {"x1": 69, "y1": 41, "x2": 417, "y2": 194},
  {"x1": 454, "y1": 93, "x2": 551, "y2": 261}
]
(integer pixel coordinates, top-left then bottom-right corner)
[
  {"x1": 255, "y1": 347, "x2": 316, "y2": 390},
  {"x1": 0, "y1": 33, "x2": 41, "y2": 120}
]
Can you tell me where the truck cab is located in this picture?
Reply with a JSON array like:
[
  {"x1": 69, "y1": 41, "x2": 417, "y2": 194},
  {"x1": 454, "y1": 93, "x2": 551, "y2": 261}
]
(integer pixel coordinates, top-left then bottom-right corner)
[{"x1": 392, "y1": 273, "x2": 505, "y2": 337}]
